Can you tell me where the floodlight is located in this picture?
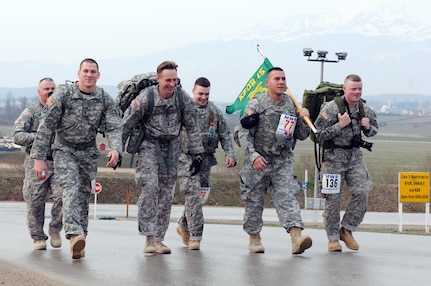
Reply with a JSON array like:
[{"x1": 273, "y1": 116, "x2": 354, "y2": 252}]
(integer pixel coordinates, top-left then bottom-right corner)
[
  {"x1": 303, "y1": 48, "x2": 313, "y2": 57},
  {"x1": 317, "y1": 50, "x2": 328, "y2": 59},
  {"x1": 336, "y1": 52, "x2": 348, "y2": 61}
]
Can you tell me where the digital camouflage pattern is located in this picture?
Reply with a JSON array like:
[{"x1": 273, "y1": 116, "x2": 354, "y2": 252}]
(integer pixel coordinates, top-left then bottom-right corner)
[
  {"x1": 238, "y1": 92, "x2": 310, "y2": 234},
  {"x1": 13, "y1": 101, "x2": 62, "y2": 241},
  {"x1": 177, "y1": 100, "x2": 237, "y2": 240},
  {"x1": 314, "y1": 96, "x2": 378, "y2": 241},
  {"x1": 122, "y1": 86, "x2": 204, "y2": 242},
  {"x1": 30, "y1": 83, "x2": 123, "y2": 239}
]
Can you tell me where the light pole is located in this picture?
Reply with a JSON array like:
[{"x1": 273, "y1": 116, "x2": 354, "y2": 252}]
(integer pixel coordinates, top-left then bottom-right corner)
[{"x1": 303, "y1": 48, "x2": 348, "y2": 209}]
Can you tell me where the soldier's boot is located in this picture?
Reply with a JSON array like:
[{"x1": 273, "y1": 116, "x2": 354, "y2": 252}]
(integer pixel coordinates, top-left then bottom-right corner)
[
  {"x1": 70, "y1": 235, "x2": 85, "y2": 259},
  {"x1": 144, "y1": 236, "x2": 156, "y2": 254},
  {"x1": 249, "y1": 233, "x2": 265, "y2": 253},
  {"x1": 176, "y1": 225, "x2": 190, "y2": 246},
  {"x1": 155, "y1": 241, "x2": 171, "y2": 254},
  {"x1": 328, "y1": 240, "x2": 342, "y2": 252},
  {"x1": 289, "y1": 227, "x2": 312, "y2": 255},
  {"x1": 33, "y1": 240, "x2": 47, "y2": 250},
  {"x1": 340, "y1": 227, "x2": 359, "y2": 250},
  {"x1": 48, "y1": 228, "x2": 62, "y2": 248},
  {"x1": 188, "y1": 240, "x2": 200, "y2": 250}
]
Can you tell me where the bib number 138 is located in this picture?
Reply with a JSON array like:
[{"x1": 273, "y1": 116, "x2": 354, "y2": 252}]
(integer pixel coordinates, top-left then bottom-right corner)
[{"x1": 321, "y1": 174, "x2": 341, "y2": 194}]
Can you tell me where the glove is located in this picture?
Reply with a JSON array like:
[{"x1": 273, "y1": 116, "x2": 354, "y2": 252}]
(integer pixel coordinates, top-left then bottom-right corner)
[
  {"x1": 240, "y1": 113, "x2": 259, "y2": 129},
  {"x1": 189, "y1": 154, "x2": 204, "y2": 176}
]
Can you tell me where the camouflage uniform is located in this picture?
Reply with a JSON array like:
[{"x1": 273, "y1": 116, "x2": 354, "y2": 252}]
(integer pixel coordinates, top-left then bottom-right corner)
[
  {"x1": 177, "y1": 100, "x2": 237, "y2": 241},
  {"x1": 30, "y1": 83, "x2": 123, "y2": 239},
  {"x1": 238, "y1": 92, "x2": 310, "y2": 235},
  {"x1": 13, "y1": 101, "x2": 62, "y2": 241},
  {"x1": 314, "y1": 96, "x2": 378, "y2": 241},
  {"x1": 122, "y1": 86, "x2": 204, "y2": 242}
]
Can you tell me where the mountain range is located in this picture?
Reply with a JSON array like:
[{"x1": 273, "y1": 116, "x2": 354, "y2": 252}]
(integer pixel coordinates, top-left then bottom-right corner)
[{"x1": 1, "y1": 1, "x2": 430, "y2": 111}]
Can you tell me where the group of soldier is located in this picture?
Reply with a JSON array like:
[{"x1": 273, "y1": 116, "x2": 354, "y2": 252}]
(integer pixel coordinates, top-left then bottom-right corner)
[{"x1": 13, "y1": 58, "x2": 377, "y2": 260}]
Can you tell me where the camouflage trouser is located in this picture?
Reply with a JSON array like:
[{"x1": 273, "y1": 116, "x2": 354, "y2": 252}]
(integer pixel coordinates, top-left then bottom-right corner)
[
  {"x1": 177, "y1": 153, "x2": 210, "y2": 240},
  {"x1": 135, "y1": 139, "x2": 180, "y2": 241},
  {"x1": 22, "y1": 155, "x2": 62, "y2": 241},
  {"x1": 320, "y1": 148, "x2": 372, "y2": 241},
  {"x1": 54, "y1": 148, "x2": 98, "y2": 239},
  {"x1": 240, "y1": 161, "x2": 303, "y2": 235}
]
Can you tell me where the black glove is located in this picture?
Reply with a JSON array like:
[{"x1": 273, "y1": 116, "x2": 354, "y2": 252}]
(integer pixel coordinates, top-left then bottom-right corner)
[
  {"x1": 240, "y1": 113, "x2": 259, "y2": 129},
  {"x1": 189, "y1": 154, "x2": 204, "y2": 176}
]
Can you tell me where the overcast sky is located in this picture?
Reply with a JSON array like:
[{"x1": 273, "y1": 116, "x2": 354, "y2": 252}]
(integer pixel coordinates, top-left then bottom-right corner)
[{"x1": 1, "y1": 0, "x2": 428, "y2": 65}]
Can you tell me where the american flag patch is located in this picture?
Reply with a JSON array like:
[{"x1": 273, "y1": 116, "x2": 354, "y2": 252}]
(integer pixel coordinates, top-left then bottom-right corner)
[{"x1": 320, "y1": 111, "x2": 330, "y2": 121}]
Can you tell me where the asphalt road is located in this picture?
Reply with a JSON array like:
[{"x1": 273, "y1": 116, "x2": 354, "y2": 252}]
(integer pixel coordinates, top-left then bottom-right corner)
[{"x1": 0, "y1": 202, "x2": 430, "y2": 286}]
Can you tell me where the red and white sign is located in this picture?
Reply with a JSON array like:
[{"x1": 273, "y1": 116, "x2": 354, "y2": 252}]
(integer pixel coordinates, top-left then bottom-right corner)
[{"x1": 94, "y1": 182, "x2": 102, "y2": 194}]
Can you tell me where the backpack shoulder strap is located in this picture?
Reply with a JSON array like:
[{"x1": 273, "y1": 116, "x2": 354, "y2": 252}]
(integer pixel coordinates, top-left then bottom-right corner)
[
  {"x1": 142, "y1": 87, "x2": 154, "y2": 124},
  {"x1": 358, "y1": 100, "x2": 365, "y2": 119},
  {"x1": 334, "y1": 96, "x2": 345, "y2": 114}
]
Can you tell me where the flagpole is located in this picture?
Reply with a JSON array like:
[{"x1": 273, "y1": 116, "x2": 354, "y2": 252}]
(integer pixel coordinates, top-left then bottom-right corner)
[{"x1": 255, "y1": 44, "x2": 318, "y2": 133}]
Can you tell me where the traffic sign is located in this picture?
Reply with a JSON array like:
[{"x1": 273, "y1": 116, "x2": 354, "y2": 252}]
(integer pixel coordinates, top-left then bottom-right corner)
[{"x1": 94, "y1": 182, "x2": 102, "y2": 194}]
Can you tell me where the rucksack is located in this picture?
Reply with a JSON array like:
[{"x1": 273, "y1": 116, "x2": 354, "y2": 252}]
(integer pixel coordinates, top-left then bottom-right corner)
[
  {"x1": 116, "y1": 73, "x2": 184, "y2": 167},
  {"x1": 302, "y1": 81, "x2": 366, "y2": 171},
  {"x1": 116, "y1": 72, "x2": 158, "y2": 116}
]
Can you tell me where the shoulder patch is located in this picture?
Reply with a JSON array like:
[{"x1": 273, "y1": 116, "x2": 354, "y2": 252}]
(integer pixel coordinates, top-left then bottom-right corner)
[
  {"x1": 319, "y1": 110, "x2": 330, "y2": 121},
  {"x1": 14, "y1": 118, "x2": 20, "y2": 125},
  {"x1": 47, "y1": 97, "x2": 54, "y2": 107}
]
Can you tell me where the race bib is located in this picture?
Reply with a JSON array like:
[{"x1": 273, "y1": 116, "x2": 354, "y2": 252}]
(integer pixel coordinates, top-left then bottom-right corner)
[
  {"x1": 275, "y1": 114, "x2": 297, "y2": 140},
  {"x1": 200, "y1": 187, "x2": 211, "y2": 204},
  {"x1": 321, "y1": 174, "x2": 341, "y2": 194}
]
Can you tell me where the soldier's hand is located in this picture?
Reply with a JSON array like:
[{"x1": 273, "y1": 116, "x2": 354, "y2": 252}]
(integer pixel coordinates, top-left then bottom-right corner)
[
  {"x1": 361, "y1": 117, "x2": 370, "y2": 131},
  {"x1": 225, "y1": 157, "x2": 236, "y2": 168},
  {"x1": 337, "y1": 112, "x2": 351, "y2": 129},
  {"x1": 34, "y1": 159, "x2": 48, "y2": 179},
  {"x1": 252, "y1": 156, "x2": 267, "y2": 171},
  {"x1": 106, "y1": 150, "x2": 121, "y2": 169}
]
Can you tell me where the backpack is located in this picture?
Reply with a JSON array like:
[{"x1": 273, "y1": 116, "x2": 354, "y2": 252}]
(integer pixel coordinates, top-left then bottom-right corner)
[
  {"x1": 116, "y1": 72, "x2": 158, "y2": 116},
  {"x1": 302, "y1": 81, "x2": 344, "y2": 142},
  {"x1": 116, "y1": 74, "x2": 184, "y2": 167}
]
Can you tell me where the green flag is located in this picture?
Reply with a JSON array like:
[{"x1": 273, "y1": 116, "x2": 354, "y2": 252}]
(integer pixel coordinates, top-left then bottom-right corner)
[{"x1": 225, "y1": 58, "x2": 273, "y2": 117}]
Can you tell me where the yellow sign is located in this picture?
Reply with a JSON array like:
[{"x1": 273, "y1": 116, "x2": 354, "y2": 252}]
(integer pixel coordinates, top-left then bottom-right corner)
[{"x1": 398, "y1": 172, "x2": 430, "y2": 203}]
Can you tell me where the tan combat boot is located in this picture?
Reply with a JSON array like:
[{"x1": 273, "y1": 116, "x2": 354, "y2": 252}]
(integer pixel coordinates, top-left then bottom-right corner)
[
  {"x1": 144, "y1": 235, "x2": 156, "y2": 254},
  {"x1": 33, "y1": 240, "x2": 47, "y2": 250},
  {"x1": 249, "y1": 233, "x2": 265, "y2": 253},
  {"x1": 188, "y1": 240, "x2": 200, "y2": 250},
  {"x1": 289, "y1": 227, "x2": 312, "y2": 254},
  {"x1": 155, "y1": 241, "x2": 171, "y2": 254},
  {"x1": 340, "y1": 227, "x2": 359, "y2": 250},
  {"x1": 328, "y1": 240, "x2": 342, "y2": 252},
  {"x1": 176, "y1": 225, "x2": 190, "y2": 246},
  {"x1": 49, "y1": 229, "x2": 62, "y2": 248},
  {"x1": 70, "y1": 235, "x2": 85, "y2": 259}
]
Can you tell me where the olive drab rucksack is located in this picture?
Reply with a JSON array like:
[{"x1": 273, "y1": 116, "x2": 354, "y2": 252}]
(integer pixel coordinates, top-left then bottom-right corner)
[
  {"x1": 302, "y1": 81, "x2": 365, "y2": 171},
  {"x1": 302, "y1": 81, "x2": 344, "y2": 142}
]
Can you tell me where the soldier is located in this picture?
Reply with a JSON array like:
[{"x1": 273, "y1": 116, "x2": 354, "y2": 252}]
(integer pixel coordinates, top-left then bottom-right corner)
[
  {"x1": 122, "y1": 61, "x2": 204, "y2": 255},
  {"x1": 31, "y1": 58, "x2": 123, "y2": 259},
  {"x1": 13, "y1": 77, "x2": 62, "y2": 250},
  {"x1": 176, "y1": 77, "x2": 237, "y2": 251},
  {"x1": 238, "y1": 67, "x2": 312, "y2": 255},
  {"x1": 314, "y1": 74, "x2": 378, "y2": 252}
]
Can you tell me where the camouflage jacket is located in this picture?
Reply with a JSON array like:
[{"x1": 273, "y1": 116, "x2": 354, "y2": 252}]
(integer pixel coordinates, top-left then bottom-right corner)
[
  {"x1": 30, "y1": 83, "x2": 123, "y2": 159},
  {"x1": 314, "y1": 95, "x2": 378, "y2": 147},
  {"x1": 238, "y1": 92, "x2": 310, "y2": 165},
  {"x1": 122, "y1": 86, "x2": 204, "y2": 155},
  {"x1": 180, "y1": 100, "x2": 237, "y2": 165},
  {"x1": 13, "y1": 101, "x2": 46, "y2": 154}
]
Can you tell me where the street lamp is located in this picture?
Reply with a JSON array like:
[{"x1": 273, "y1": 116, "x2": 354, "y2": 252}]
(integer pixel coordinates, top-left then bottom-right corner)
[
  {"x1": 303, "y1": 48, "x2": 348, "y2": 209},
  {"x1": 303, "y1": 48, "x2": 348, "y2": 82}
]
